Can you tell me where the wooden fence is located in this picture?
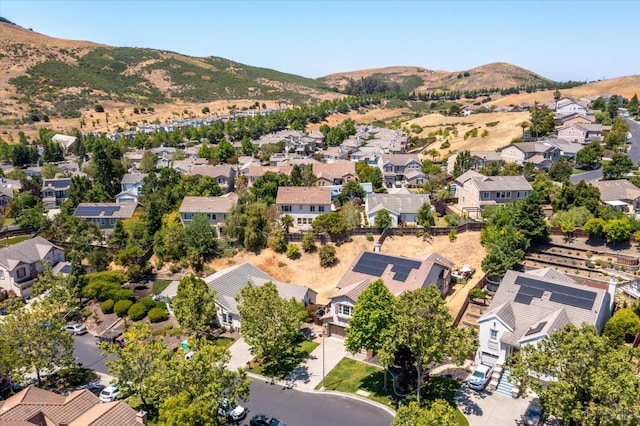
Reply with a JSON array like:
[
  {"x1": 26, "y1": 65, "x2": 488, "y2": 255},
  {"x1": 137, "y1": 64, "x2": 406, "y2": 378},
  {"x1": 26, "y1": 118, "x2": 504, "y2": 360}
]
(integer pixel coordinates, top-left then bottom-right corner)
[{"x1": 453, "y1": 273, "x2": 487, "y2": 327}]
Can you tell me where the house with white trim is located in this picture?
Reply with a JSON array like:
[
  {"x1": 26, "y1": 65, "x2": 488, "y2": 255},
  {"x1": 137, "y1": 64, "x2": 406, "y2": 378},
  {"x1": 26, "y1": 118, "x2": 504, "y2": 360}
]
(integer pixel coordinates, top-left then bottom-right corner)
[{"x1": 275, "y1": 186, "x2": 332, "y2": 230}]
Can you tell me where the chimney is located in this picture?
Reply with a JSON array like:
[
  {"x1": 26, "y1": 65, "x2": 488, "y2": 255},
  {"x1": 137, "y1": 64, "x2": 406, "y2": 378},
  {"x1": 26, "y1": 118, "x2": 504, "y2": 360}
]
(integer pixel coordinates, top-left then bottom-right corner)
[
  {"x1": 136, "y1": 410, "x2": 147, "y2": 425},
  {"x1": 608, "y1": 277, "x2": 617, "y2": 313}
]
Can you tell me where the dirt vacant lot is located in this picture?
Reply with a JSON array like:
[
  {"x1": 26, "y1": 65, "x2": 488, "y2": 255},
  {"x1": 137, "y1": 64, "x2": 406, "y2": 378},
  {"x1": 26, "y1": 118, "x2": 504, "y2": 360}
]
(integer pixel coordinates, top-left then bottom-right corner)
[{"x1": 205, "y1": 232, "x2": 486, "y2": 313}]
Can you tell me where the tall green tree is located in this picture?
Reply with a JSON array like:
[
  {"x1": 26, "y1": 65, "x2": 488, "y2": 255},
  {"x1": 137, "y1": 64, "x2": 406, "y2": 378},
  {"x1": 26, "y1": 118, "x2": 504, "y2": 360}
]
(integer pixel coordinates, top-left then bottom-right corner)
[
  {"x1": 140, "y1": 151, "x2": 158, "y2": 173},
  {"x1": 214, "y1": 139, "x2": 236, "y2": 163},
  {"x1": 452, "y1": 150, "x2": 473, "y2": 179},
  {"x1": 345, "y1": 280, "x2": 397, "y2": 355},
  {"x1": 185, "y1": 214, "x2": 221, "y2": 258},
  {"x1": 510, "y1": 324, "x2": 640, "y2": 424},
  {"x1": 575, "y1": 140, "x2": 603, "y2": 169},
  {"x1": 336, "y1": 180, "x2": 366, "y2": 206},
  {"x1": 0, "y1": 301, "x2": 74, "y2": 385},
  {"x1": 378, "y1": 287, "x2": 477, "y2": 404},
  {"x1": 603, "y1": 217, "x2": 632, "y2": 245},
  {"x1": 603, "y1": 308, "x2": 640, "y2": 346},
  {"x1": 355, "y1": 161, "x2": 383, "y2": 190},
  {"x1": 237, "y1": 282, "x2": 306, "y2": 372},
  {"x1": 172, "y1": 275, "x2": 218, "y2": 335},
  {"x1": 548, "y1": 158, "x2": 573, "y2": 182},
  {"x1": 374, "y1": 209, "x2": 392, "y2": 228},
  {"x1": 416, "y1": 203, "x2": 435, "y2": 227}
]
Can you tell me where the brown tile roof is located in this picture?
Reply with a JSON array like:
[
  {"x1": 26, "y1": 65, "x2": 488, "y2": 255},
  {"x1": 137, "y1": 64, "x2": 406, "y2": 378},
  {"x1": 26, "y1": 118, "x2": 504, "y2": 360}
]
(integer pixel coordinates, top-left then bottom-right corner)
[
  {"x1": 179, "y1": 193, "x2": 238, "y2": 214},
  {"x1": 276, "y1": 186, "x2": 331, "y2": 205},
  {"x1": 247, "y1": 165, "x2": 292, "y2": 178},
  {"x1": 0, "y1": 386, "x2": 142, "y2": 426},
  {"x1": 312, "y1": 162, "x2": 356, "y2": 181},
  {"x1": 190, "y1": 164, "x2": 235, "y2": 178}
]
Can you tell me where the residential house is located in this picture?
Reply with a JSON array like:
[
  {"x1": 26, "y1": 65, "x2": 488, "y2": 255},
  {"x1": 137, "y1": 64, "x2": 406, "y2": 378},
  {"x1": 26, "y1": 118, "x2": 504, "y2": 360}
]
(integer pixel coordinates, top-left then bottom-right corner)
[
  {"x1": 499, "y1": 142, "x2": 560, "y2": 169},
  {"x1": 190, "y1": 164, "x2": 236, "y2": 193},
  {"x1": 592, "y1": 180, "x2": 640, "y2": 213},
  {"x1": 52, "y1": 134, "x2": 78, "y2": 154},
  {"x1": 74, "y1": 203, "x2": 137, "y2": 230},
  {"x1": 178, "y1": 192, "x2": 239, "y2": 230},
  {"x1": 275, "y1": 186, "x2": 332, "y2": 230},
  {"x1": 204, "y1": 263, "x2": 317, "y2": 330},
  {"x1": 554, "y1": 112, "x2": 596, "y2": 127},
  {"x1": 313, "y1": 162, "x2": 357, "y2": 187},
  {"x1": 349, "y1": 146, "x2": 381, "y2": 165},
  {"x1": 171, "y1": 157, "x2": 209, "y2": 174},
  {"x1": 322, "y1": 146, "x2": 349, "y2": 162},
  {"x1": 0, "y1": 178, "x2": 21, "y2": 211},
  {"x1": 555, "y1": 97, "x2": 589, "y2": 115},
  {"x1": 41, "y1": 178, "x2": 71, "y2": 209},
  {"x1": 246, "y1": 165, "x2": 291, "y2": 187},
  {"x1": 378, "y1": 154, "x2": 422, "y2": 188},
  {"x1": 475, "y1": 268, "x2": 614, "y2": 369},
  {"x1": 116, "y1": 172, "x2": 147, "y2": 204},
  {"x1": 365, "y1": 193, "x2": 431, "y2": 227},
  {"x1": 323, "y1": 250, "x2": 453, "y2": 337},
  {"x1": 455, "y1": 171, "x2": 532, "y2": 218},
  {"x1": 540, "y1": 138, "x2": 584, "y2": 160},
  {"x1": 557, "y1": 123, "x2": 606, "y2": 144},
  {"x1": 0, "y1": 237, "x2": 65, "y2": 298},
  {"x1": 446, "y1": 151, "x2": 503, "y2": 175},
  {"x1": 0, "y1": 385, "x2": 146, "y2": 425}
]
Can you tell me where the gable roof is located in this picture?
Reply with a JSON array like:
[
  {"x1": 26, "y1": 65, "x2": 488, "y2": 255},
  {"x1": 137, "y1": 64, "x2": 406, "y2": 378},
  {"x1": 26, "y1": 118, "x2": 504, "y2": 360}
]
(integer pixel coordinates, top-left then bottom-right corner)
[
  {"x1": 204, "y1": 263, "x2": 315, "y2": 315},
  {"x1": 74, "y1": 203, "x2": 137, "y2": 220},
  {"x1": 366, "y1": 193, "x2": 430, "y2": 216},
  {"x1": 276, "y1": 186, "x2": 331, "y2": 205},
  {"x1": 470, "y1": 175, "x2": 532, "y2": 192},
  {"x1": 592, "y1": 179, "x2": 640, "y2": 202},
  {"x1": 312, "y1": 162, "x2": 356, "y2": 181},
  {"x1": 190, "y1": 164, "x2": 235, "y2": 179},
  {"x1": 0, "y1": 386, "x2": 141, "y2": 426},
  {"x1": 179, "y1": 193, "x2": 238, "y2": 214},
  {"x1": 478, "y1": 269, "x2": 609, "y2": 347},
  {"x1": 0, "y1": 237, "x2": 61, "y2": 271},
  {"x1": 121, "y1": 172, "x2": 148, "y2": 185},
  {"x1": 504, "y1": 142, "x2": 555, "y2": 154},
  {"x1": 333, "y1": 250, "x2": 453, "y2": 298},
  {"x1": 380, "y1": 154, "x2": 420, "y2": 166}
]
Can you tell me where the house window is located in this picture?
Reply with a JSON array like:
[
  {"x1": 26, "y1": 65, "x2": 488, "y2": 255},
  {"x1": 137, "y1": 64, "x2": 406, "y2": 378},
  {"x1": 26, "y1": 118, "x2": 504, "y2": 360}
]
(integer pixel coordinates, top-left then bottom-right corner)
[
  {"x1": 0, "y1": 270, "x2": 4, "y2": 279},
  {"x1": 319, "y1": 206, "x2": 325, "y2": 212},
  {"x1": 490, "y1": 329, "x2": 498, "y2": 341},
  {"x1": 482, "y1": 192, "x2": 490, "y2": 200},
  {"x1": 495, "y1": 191, "x2": 511, "y2": 199},
  {"x1": 310, "y1": 206, "x2": 316, "y2": 212},
  {"x1": 222, "y1": 312, "x2": 232, "y2": 325},
  {"x1": 338, "y1": 304, "x2": 353, "y2": 317},
  {"x1": 297, "y1": 218, "x2": 302, "y2": 225},
  {"x1": 281, "y1": 205, "x2": 292, "y2": 212},
  {"x1": 208, "y1": 213, "x2": 217, "y2": 220},
  {"x1": 16, "y1": 268, "x2": 26, "y2": 279},
  {"x1": 517, "y1": 191, "x2": 527, "y2": 199}
]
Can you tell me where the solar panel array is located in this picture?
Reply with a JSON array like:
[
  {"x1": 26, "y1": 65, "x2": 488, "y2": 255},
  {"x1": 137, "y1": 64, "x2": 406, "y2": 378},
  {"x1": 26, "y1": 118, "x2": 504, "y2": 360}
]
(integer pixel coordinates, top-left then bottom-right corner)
[
  {"x1": 59, "y1": 264, "x2": 72, "y2": 274},
  {"x1": 513, "y1": 275, "x2": 597, "y2": 310},
  {"x1": 45, "y1": 179, "x2": 71, "y2": 189},
  {"x1": 75, "y1": 205, "x2": 121, "y2": 217},
  {"x1": 352, "y1": 252, "x2": 421, "y2": 282}
]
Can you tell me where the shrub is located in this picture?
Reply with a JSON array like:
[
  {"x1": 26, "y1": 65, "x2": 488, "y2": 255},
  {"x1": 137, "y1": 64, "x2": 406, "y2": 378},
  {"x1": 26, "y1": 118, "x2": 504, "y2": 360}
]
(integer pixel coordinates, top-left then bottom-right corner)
[
  {"x1": 148, "y1": 307, "x2": 169, "y2": 323},
  {"x1": 468, "y1": 288, "x2": 487, "y2": 301},
  {"x1": 101, "y1": 299, "x2": 114, "y2": 314},
  {"x1": 114, "y1": 289, "x2": 134, "y2": 302},
  {"x1": 162, "y1": 322, "x2": 174, "y2": 331},
  {"x1": 366, "y1": 232, "x2": 374, "y2": 242},
  {"x1": 114, "y1": 300, "x2": 133, "y2": 317},
  {"x1": 301, "y1": 232, "x2": 316, "y2": 252},
  {"x1": 127, "y1": 302, "x2": 147, "y2": 321},
  {"x1": 286, "y1": 243, "x2": 300, "y2": 259},
  {"x1": 268, "y1": 229, "x2": 287, "y2": 253},
  {"x1": 319, "y1": 244, "x2": 337, "y2": 268},
  {"x1": 448, "y1": 228, "x2": 457, "y2": 242},
  {"x1": 140, "y1": 296, "x2": 156, "y2": 312},
  {"x1": 156, "y1": 301, "x2": 167, "y2": 310}
]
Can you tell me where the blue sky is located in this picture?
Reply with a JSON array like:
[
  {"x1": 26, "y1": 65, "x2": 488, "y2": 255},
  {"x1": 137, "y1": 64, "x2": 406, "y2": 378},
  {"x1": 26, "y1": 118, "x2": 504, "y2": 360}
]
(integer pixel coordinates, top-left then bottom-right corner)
[{"x1": 2, "y1": 1, "x2": 638, "y2": 82}]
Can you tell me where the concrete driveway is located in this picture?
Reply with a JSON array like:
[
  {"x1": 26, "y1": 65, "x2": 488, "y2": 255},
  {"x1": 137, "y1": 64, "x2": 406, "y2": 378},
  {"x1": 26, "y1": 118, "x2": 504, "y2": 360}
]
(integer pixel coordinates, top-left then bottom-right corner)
[
  {"x1": 456, "y1": 385, "x2": 534, "y2": 426},
  {"x1": 227, "y1": 337, "x2": 253, "y2": 371}
]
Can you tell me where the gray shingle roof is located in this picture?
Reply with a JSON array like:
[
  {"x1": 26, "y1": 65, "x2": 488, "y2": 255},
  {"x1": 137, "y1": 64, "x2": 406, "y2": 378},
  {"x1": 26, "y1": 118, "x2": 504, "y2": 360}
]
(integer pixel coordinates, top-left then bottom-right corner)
[
  {"x1": 592, "y1": 180, "x2": 640, "y2": 203},
  {"x1": 178, "y1": 193, "x2": 238, "y2": 214},
  {"x1": 478, "y1": 269, "x2": 609, "y2": 348},
  {"x1": 204, "y1": 263, "x2": 315, "y2": 315},
  {"x1": 0, "y1": 237, "x2": 60, "y2": 271},
  {"x1": 366, "y1": 193, "x2": 430, "y2": 216}
]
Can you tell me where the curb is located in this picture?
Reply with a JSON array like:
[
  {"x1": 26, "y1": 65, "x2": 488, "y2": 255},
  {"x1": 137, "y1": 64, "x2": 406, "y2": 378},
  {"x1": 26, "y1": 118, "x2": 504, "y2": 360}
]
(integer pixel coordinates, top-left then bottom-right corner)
[{"x1": 245, "y1": 372, "x2": 396, "y2": 417}]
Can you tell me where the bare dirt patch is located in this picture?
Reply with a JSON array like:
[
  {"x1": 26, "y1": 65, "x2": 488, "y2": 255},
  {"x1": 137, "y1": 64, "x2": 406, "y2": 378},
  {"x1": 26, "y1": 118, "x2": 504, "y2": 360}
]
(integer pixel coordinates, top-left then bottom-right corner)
[{"x1": 205, "y1": 232, "x2": 485, "y2": 311}]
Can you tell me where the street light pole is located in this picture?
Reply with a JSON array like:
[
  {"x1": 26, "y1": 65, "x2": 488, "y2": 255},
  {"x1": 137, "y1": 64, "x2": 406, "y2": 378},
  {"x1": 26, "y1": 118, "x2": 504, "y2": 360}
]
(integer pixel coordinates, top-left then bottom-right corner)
[{"x1": 321, "y1": 328, "x2": 325, "y2": 390}]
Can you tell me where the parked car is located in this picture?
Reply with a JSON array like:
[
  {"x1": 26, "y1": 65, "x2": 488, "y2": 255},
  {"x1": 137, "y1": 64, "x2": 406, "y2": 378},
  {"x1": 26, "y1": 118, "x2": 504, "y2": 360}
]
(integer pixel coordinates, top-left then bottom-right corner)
[
  {"x1": 82, "y1": 383, "x2": 105, "y2": 396},
  {"x1": 467, "y1": 364, "x2": 493, "y2": 391},
  {"x1": 96, "y1": 330, "x2": 125, "y2": 347},
  {"x1": 64, "y1": 323, "x2": 87, "y2": 335},
  {"x1": 184, "y1": 351, "x2": 195, "y2": 361},
  {"x1": 250, "y1": 414, "x2": 287, "y2": 426},
  {"x1": 523, "y1": 400, "x2": 543, "y2": 426},
  {"x1": 218, "y1": 398, "x2": 247, "y2": 422},
  {"x1": 99, "y1": 383, "x2": 120, "y2": 403}
]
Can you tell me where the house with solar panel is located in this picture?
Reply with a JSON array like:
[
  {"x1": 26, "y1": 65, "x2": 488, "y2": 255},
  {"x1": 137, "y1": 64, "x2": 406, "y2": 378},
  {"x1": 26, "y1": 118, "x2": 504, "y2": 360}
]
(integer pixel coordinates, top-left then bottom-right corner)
[
  {"x1": 73, "y1": 203, "x2": 137, "y2": 231},
  {"x1": 41, "y1": 178, "x2": 72, "y2": 209},
  {"x1": 0, "y1": 237, "x2": 65, "y2": 298},
  {"x1": 475, "y1": 268, "x2": 615, "y2": 396},
  {"x1": 322, "y1": 250, "x2": 454, "y2": 337},
  {"x1": 202, "y1": 263, "x2": 317, "y2": 330}
]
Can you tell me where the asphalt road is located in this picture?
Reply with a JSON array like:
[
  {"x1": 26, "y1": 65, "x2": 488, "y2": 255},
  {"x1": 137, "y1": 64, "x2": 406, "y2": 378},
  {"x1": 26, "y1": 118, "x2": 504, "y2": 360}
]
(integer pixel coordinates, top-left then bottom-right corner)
[
  {"x1": 236, "y1": 378, "x2": 394, "y2": 426},
  {"x1": 626, "y1": 117, "x2": 640, "y2": 163},
  {"x1": 72, "y1": 332, "x2": 110, "y2": 374}
]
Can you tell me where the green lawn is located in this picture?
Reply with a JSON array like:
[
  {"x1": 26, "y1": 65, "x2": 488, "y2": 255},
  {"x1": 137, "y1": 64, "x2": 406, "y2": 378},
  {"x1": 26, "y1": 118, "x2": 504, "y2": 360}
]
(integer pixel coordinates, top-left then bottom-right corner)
[
  {"x1": 316, "y1": 358, "x2": 468, "y2": 425},
  {"x1": 248, "y1": 339, "x2": 319, "y2": 378},
  {"x1": 152, "y1": 280, "x2": 171, "y2": 295},
  {"x1": 571, "y1": 168, "x2": 586, "y2": 175},
  {"x1": 0, "y1": 235, "x2": 31, "y2": 247}
]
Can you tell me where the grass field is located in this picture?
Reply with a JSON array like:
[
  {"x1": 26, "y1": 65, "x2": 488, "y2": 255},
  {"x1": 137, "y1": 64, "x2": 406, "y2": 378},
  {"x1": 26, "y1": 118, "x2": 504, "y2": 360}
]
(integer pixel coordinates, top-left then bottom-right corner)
[
  {"x1": 317, "y1": 357, "x2": 468, "y2": 425},
  {"x1": 0, "y1": 235, "x2": 31, "y2": 247}
]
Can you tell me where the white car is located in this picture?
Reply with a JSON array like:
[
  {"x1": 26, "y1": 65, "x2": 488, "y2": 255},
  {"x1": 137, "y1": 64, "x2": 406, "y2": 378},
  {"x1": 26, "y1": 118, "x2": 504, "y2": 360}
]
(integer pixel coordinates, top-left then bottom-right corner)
[
  {"x1": 99, "y1": 383, "x2": 120, "y2": 403},
  {"x1": 468, "y1": 364, "x2": 493, "y2": 391},
  {"x1": 64, "y1": 323, "x2": 87, "y2": 335},
  {"x1": 219, "y1": 398, "x2": 247, "y2": 422}
]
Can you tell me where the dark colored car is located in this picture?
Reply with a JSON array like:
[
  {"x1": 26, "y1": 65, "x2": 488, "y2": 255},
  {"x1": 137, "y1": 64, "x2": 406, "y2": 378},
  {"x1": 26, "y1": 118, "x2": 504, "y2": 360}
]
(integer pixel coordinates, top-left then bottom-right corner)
[
  {"x1": 250, "y1": 414, "x2": 288, "y2": 426},
  {"x1": 523, "y1": 400, "x2": 543, "y2": 426}
]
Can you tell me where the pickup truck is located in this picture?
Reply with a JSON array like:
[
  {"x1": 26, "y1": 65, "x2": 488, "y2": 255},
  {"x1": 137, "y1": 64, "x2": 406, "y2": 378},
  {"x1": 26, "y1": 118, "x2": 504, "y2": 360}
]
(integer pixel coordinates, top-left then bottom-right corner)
[{"x1": 96, "y1": 330, "x2": 126, "y2": 348}]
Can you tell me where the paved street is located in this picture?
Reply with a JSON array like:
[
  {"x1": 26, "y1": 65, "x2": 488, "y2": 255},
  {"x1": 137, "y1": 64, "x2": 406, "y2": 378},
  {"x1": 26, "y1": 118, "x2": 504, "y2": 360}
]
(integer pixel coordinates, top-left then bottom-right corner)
[
  {"x1": 72, "y1": 332, "x2": 110, "y2": 374},
  {"x1": 626, "y1": 117, "x2": 640, "y2": 163},
  {"x1": 237, "y1": 378, "x2": 394, "y2": 426}
]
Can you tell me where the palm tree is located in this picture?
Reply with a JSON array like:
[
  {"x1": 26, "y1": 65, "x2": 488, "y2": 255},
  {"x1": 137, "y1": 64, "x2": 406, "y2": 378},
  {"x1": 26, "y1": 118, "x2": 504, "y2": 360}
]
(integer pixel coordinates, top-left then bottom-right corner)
[
  {"x1": 281, "y1": 214, "x2": 294, "y2": 233},
  {"x1": 518, "y1": 121, "x2": 530, "y2": 138}
]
